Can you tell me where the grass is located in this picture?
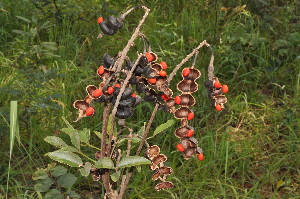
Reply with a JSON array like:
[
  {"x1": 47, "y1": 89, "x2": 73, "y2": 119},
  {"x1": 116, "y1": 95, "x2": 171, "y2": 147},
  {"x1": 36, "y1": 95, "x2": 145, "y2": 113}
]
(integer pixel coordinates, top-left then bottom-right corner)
[{"x1": 0, "y1": 0, "x2": 300, "y2": 198}]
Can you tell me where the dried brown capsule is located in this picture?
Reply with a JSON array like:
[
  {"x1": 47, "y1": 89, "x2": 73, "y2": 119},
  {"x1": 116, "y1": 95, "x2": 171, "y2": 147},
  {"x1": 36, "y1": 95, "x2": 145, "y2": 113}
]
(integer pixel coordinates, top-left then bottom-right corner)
[
  {"x1": 174, "y1": 125, "x2": 194, "y2": 138},
  {"x1": 174, "y1": 107, "x2": 193, "y2": 119},
  {"x1": 177, "y1": 79, "x2": 198, "y2": 93},
  {"x1": 182, "y1": 68, "x2": 201, "y2": 81},
  {"x1": 155, "y1": 181, "x2": 174, "y2": 191},
  {"x1": 152, "y1": 167, "x2": 173, "y2": 181},
  {"x1": 147, "y1": 145, "x2": 160, "y2": 160},
  {"x1": 175, "y1": 94, "x2": 195, "y2": 107},
  {"x1": 150, "y1": 154, "x2": 167, "y2": 170},
  {"x1": 183, "y1": 147, "x2": 197, "y2": 159}
]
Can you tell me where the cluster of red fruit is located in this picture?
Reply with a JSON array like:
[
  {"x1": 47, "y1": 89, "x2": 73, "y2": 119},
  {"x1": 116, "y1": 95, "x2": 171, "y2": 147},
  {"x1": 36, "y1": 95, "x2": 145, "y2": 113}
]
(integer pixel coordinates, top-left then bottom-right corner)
[{"x1": 204, "y1": 77, "x2": 228, "y2": 111}]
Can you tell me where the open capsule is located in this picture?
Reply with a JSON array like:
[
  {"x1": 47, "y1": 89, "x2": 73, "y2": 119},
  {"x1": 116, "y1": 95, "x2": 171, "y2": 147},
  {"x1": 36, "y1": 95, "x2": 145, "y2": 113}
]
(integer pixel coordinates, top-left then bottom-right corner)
[
  {"x1": 174, "y1": 107, "x2": 193, "y2": 120},
  {"x1": 177, "y1": 79, "x2": 198, "y2": 93},
  {"x1": 175, "y1": 94, "x2": 195, "y2": 107},
  {"x1": 182, "y1": 68, "x2": 201, "y2": 81},
  {"x1": 155, "y1": 181, "x2": 174, "y2": 191},
  {"x1": 147, "y1": 145, "x2": 160, "y2": 160}
]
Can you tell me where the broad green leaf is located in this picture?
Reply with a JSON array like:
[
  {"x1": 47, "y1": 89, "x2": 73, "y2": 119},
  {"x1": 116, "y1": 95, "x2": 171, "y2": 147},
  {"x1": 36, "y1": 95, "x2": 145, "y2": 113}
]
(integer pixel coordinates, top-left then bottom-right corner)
[
  {"x1": 79, "y1": 162, "x2": 92, "y2": 177},
  {"x1": 152, "y1": 119, "x2": 175, "y2": 138},
  {"x1": 49, "y1": 166, "x2": 67, "y2": 177},
  {"x1": 57, "y1": 173, "x2": 77, "y2": 188},
  {"x1": 47, "y1": 163, "x2": 57, "y2": 171},
  {"x1": 117, "y1": 156, "x2": 150, "y2": 168},
  {"x1": 79, "y1": 128, "x2": 90, "y2": 143},
  {"x1": 44, "y1": 189, "x2": 64, "y2": 199},
  {"x1": 12, "y1": 30, "x2": 32, "y2": 36},
  {"x1": 44, "y1": 136, "x2": 68, "y2": 148},
  {"x1": 16, "y1": 16, "x2": 31, "y2": 23},
  {"x1": 61, "y1": 128, "x2": 80, "y2": 150},
  {"x1": 34, "y1": 177, "x2": 53, "y2": 192},
  {"x1": 59, "y1": 146, "x2": 79, "y2": 153},
  {"x1": 110, "y1": 171, "x2": 120, "y2": 182},
  {"x1": 46, "y1": 151, "x2": 83, "y2": 167},
  {"x1": 95, "y1": 157, "x2": 115, "y2": 169},
  {"x1": 32, "y1": 169, "x2": 48, "y2": 180},
  {"x1": 65, "y1": 190, "x2": 81, "y2": 198}
]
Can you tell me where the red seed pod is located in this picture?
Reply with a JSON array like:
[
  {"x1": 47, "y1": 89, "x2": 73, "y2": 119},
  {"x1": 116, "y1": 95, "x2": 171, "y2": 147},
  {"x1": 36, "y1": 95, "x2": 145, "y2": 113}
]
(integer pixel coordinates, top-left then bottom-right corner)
[
  {"x1": 131, "y1": 93, "x2": 137, "y2": 98},
  {"x1": 214, "y1": 81, "x2": 221, "y2": 88},
  {"x1": 197, "y1": 153, "x2": 204, "y2": 161},
  {"x1": 97, "y1": 17, "x2": 104, "y2": 24},
  {"x1": 186, "y1": 129, "x2": 194, "y2": 137},
  {"x1": 93, "y1": 89, "x2": 102, "y2": 98},
  {"x1": 176, "y1": 144, "x2": 185, "y2": 152},
  {"x1": 114, "y1": 84, "x2": 121, "y2": 88},
  {"x1": 187, "y1": 112, "x2": 194, "y2": 120},
  {"x1": 175, "y1": 96, "x2": 181, "y2": 105},
  {"x1": 159, "y1": 71, "x2": 167, "y2": 77},
  {"x1": 182, "y1": 68, "x2": 190, "y2": 77},
  {"x1": 148, "y1": 78, "x2": 157, "y2": 84},
  {"x1": 145, "y1": 53, "x2": 154, "y2": 62},
  {"x1": 86, "y1": 107, "x2": 95, "y2": 116},
  {"x1": 107, "y1": 87, "x2": 114, "y2": 94},
  {"x1": 215, "y1": 104, "x2": 222, "y2": 111},
  {"x1": 160, "y1": 62, "x2": 168, "y2": 70},
  {"x1": 222, "y1": 85, "x2": 229, "y2": 93},
  {"x1": 97, "y1": 66, "x2": 105, "y2": 75}
]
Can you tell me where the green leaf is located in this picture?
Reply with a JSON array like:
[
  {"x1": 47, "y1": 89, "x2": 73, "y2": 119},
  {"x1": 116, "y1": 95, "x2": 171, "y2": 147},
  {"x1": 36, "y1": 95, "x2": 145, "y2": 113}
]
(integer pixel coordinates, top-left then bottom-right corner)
[
  {"x1": 288, "y1": 32, "x2": 300, "y2": 44},
  {"x1": 137, "y1": 122, "x2": 146, "y2": 136},
  {"x1": 93, "y1": 131, "x2": 102, "y2": 139},
  {"x1": 49, "y1": 166, "x2": 67, "y2": 177},
  {"x1": 46, "y1": 151, "x2": 83, "y2": 167},
  {"x1": 59, "y1": 146, "x2": 79, "y2": 153},
  {"x1": 275, "y1": 39, "x2": 289, "y2": 47},
  {"x1": 65, "y1": 190, "x2": 81, "y2": 198},
  {"x1": 47, "y1": 163, "x2": 57, "y2": 171},
  {"x1": 39, "y1": 21, "x2": 52, "y2": 30},
  {"x1": 79, "y1": 128, "x2": 90, "y2": 143},
  {"x1": 12, "y1": 30, "x2": 32, "y2": 36},
  {"x1": 110, "y1": 171, "x2": 120, "y2": 182},
  {"x1": 117, "y1": 156, "x2": 151, "y2": 168},
  {"x1": 61, "y1": 128, "x2": 80, "y2": 150},
  {"x1": 44, "y1": 189, "x2": 64, "y2": 199},
  {"x1": 95, "y1": 157, "x2": 115, "y2": 169},
  {"x1": 57, "y1": 173, "x2": 77, "y2": 188},
  {"x1": 32, "y1": 169, "x2": 48, "y2": 180},
  {"x1": 79, "y1": 162, "x2": 92, "y2": 177},
  {"x1": 152, "y1": 119, "x2": 175, "y2": 138},
  {"x1": 16, "y1": 16, "x2": 31, "y2": 23},
  {"x1": 41, "y1": 42, "x2": 58, "y2": 51},
  {"x1": 34, "y1": 177, "x2": 54, "y2": 192},
  {"x1": 44, "y1": 136, "x2": 68, "y2": 148}
]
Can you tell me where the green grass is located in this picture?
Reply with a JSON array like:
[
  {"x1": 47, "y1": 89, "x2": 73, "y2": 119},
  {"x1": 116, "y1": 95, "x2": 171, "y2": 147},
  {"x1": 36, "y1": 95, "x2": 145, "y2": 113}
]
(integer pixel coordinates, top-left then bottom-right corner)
[{"x1": 1, "y1": 0, "x2": 300, "y2": 198}]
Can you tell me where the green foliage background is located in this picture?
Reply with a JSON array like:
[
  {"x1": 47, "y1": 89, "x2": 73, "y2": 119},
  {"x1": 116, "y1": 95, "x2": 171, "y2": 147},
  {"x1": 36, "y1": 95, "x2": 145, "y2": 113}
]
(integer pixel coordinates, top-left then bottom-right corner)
[{"x1": 0, "y1": 0, "x2": 299, "y2": 198}]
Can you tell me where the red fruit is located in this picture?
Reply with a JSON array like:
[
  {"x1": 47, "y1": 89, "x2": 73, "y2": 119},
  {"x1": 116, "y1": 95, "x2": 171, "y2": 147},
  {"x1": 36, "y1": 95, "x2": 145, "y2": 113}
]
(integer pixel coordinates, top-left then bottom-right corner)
[
  {"x1": 86, "y1": 107, "x2": 95, "y2": 116},
  {"x1": 176, "y1": 144, "x2": 185, "y2": 152},
  {"x1": 197, "y1": 153, "x2": 204, "y2": 161},
  {"x1": 98, "y1": 66, "x2": 105, "y2": 75},
  {"x1": 114, "y1": 84, "x2": 121, "y2": 88},
  {"x1": 215, "y1": 104, "x2": 222, "y2": 111},
  {"x1": 159, "y1": 71, "x2": 167, "y2": 77},
  {"x1": 161, "y1": 94, "x2": 169, "y2": 101},
  {"x1": 182, "y1": 68, "x2": 190, "y2": 76},
  {"x1": 97, "y1": 17, "x2": 104, "y2": 24},
  {"x1": 145, "y1": 53, "x2": 154, "y2": 62},
  {"x1": 187, "y1": 130, "x2": 194, "y2": 137},
  {"x1": 222, "y1": 85, "x2": 229, "y2": 93},
  {"x1": 175, "y1": 96, "x2": 181, "y2": 105},
  {"x1": 148, "y1": 78, "x2": 156, "y2": 84},
  {"x1": 107, "y1": 87, "x2": 114, "y2": 94},
  {"x1": 187, "y1": 112, "x2": 194, "y2": 120},
  {"x1": 214, "y1": 81, "x2": 221, "y2": 88},
  {"x1": 93, "y1": 89, "x2": 102, "y2": 98},
  {"x1": 160, "y1": 62, "x2": 168, "y2": 69},
  {"x1": 131, "y1": 93, "x2": 137, "y2": 98}
]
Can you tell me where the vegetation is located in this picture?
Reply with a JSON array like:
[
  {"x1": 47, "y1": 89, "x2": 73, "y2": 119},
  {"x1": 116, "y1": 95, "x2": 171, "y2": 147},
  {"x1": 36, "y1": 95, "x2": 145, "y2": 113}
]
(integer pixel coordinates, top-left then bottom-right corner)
[{"x1": 1, "y1": 0, "x2": 299, "y2": 198}]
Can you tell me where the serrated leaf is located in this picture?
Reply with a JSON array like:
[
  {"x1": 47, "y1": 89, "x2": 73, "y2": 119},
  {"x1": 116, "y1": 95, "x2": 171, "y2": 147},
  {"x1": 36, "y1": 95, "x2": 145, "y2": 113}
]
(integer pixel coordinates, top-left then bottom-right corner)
[
  {"x1": 95, "y1": 157, "x2": 115, "y2": 169},
  {"x1": 32, "y1": 169, "x2": 48, "y2": 180},
  {"x1": 16, "y1": 16, "x2": 31, "y2": 23},
  {"x1": 79, "y1": 162, "x2": 92, "y2": 177},
  {"x1": 46, "y1": 151, "x2": 83, "y2": 167},
  {"x1": 152, "y1": 119, "x2": 175, "y2": 138},
  {"x1": 65, "y1": 190, "x2": 81, "y2": 198},
  {"x1": 49, "y1": 166, "x2": 67, "y2": 177},
  {"x1": 44, "y1": 189, "x2": 64, "y2": 199},
  {"x1": 117, "y1": 156, "x2": 151, "y2": 168},
  {"x1": 59, "y1": 146, "x2": 79, "y2": 153},
  {"x1": 58, "y1": 173, "x2": 77, "y2": 188},
  {"x1": 110, "y1": 171, "x2": 120, "y2": 182},
  {"x1": 44, "y1": 136, "x2": 68, "y2": 148},
  {"x1": 61, "y1": 128, "x2": 80, "y2": 150},
  {"x1": 34, "y1": 177, "x2": 53, "y2": 192},
  {"x1": 79, "y1": 128, "x2": 90, "y2": 143}
]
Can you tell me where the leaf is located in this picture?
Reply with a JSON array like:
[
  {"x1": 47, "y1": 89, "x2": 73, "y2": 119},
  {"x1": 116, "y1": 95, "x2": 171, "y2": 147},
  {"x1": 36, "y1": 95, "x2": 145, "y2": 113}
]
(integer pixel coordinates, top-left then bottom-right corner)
[
  {"x1": 47, "y1": 163, "x2": 57, "y2": 171},
  {"x1": 93, "y1": 131, "x2": 102, "y2": 139},
  {"x1": 117, "y1": 156, "x2": 151, "y2": 169},
  {"x1": 137, "y1": 122, "x2": 146, "y2": 136},
  {"x1": 65, "y1": 190, "x2": 81, "y2": 198},
  {"x1": 288, "y1": 32, "x2": 300, "y2": 44},
  {"x1": 79, "y1": 162, "x2": 92, "y2": 177},
  {"x1": 57, "y1": 173, "x2": 77, "y2": 188},
  {"x1": 59, "y1": 146, "x2": 79, "y2": 153},
  {"x1": 16, "y1": 16, "x2": 31, "y2": 23},
  {"x1": 95, "y1": 157, "x2": 115, "y2": 169},
  {"x1": 79, "y1": 128, "x2": 90, "y2": 143},
  {"x1": 32, "y1": 169, "x2": 48, "y2": 180},
  {"x1": 39, "y1": 21, "x2": 52, "y2": 30},
  {"x1": 49, "y1": 165, "x2": 67, "y2": 177},
  {"x1": 151, "y1": 119, "x2": 175, "y2": 138},
  {"x1": 12, "y1": 30, "x2": 32, "y2": 36},
  {"x1": 44, "y1": 136, "x2": 68, "y2": 148},
  {"x1": 110, "y1": 171, "x2": 120, "y2": 182},
  {"x1": 61, "y1": 128, "x2": 80, "y2": 150},
  {"x1": 31, "y1": 15, "x2": 37, "y2": 24},
  {"x1": 44, "y1": 189, "x2": 64, "y2": 199},
  {"x1": 34, "y1": 177, "x2": 54, "y2": 192},
  {"x1": 41, "y1": 42, "x2": 58, "y2": 51},
  {"x1": 275, "y1": 39, "x2": 289, "y2": 47},
  {"x1": 46, "y1": 151, "x2": 83, "y2": 167}
]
